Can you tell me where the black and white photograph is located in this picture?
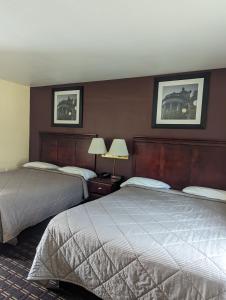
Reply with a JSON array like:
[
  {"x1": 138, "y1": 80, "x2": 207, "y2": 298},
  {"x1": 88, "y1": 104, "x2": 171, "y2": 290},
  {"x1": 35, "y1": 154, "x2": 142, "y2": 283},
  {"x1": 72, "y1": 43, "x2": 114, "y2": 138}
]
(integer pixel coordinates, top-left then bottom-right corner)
[
  {"x1": 52, "y1": 87, "x2": 83, "y2": 127},
  {"x1": 152, "y1": 73, "x2": 210, "y2": 129}
]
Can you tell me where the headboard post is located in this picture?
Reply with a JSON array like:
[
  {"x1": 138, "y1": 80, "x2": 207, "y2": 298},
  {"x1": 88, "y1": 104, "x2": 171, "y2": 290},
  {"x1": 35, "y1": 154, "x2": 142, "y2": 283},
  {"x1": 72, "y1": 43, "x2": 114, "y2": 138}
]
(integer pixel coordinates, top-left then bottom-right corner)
[{"x1": 133, "y1": 137, "x2": 226, "y2": 190}]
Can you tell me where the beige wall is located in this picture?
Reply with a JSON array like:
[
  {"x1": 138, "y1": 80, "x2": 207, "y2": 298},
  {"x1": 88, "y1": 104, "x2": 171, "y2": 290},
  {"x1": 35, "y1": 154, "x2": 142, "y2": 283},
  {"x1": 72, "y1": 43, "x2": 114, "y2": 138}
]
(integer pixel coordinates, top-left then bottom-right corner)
[{"x1": 0, "y1": 79, "x2": 30, "y2": 170}]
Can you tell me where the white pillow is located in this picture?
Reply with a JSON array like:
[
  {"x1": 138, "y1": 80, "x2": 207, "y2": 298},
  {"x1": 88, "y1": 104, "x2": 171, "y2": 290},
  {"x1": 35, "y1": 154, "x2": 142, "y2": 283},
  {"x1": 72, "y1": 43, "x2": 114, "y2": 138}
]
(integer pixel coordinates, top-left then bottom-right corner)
[
  {"x1": 120, "y1": 177, "x2": 171, "y2": 189},
  {"x1": 183, "y1": 186, "x2": 226, "y2": 201},
  {"x1": 58, "y1": 166, "x2": 97, "y2": 180},
  {"x1": 23, "y1": 161, "x2": 58, "y2": 170}
]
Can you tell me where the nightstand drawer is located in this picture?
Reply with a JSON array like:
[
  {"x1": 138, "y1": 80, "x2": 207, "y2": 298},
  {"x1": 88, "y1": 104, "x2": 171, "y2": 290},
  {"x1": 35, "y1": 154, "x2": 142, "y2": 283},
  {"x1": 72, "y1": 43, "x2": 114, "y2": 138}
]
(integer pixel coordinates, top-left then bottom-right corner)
[{"x1": 88, "y1": 181, "x2": 112, "y2": 195}]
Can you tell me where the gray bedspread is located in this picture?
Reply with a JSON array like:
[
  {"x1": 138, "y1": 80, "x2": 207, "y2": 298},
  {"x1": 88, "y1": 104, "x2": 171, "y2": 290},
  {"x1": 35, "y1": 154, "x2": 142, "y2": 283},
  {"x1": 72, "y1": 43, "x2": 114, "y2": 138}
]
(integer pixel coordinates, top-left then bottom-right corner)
[
  {"x1": 0, "y1": 167, "x2": 88, "y2": 243},
  {"x1": 28, "y1": 186, "x2": 226, "y2": 299}
]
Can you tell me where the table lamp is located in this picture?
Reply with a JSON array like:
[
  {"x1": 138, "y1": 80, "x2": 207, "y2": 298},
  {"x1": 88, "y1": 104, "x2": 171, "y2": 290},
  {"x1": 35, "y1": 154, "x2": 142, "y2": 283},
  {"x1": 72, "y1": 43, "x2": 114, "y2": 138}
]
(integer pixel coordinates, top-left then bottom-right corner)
[{"x1": 103, "y1": 138, "x2": 129, "y2": 180}]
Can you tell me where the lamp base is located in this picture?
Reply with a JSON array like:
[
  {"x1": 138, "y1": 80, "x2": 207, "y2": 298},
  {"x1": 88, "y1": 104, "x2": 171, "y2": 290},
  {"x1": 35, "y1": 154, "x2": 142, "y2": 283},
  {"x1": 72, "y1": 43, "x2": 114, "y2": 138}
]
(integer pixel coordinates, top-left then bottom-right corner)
[{"x1": 111, "y1": 175, "x2": 122, "y2": 182}]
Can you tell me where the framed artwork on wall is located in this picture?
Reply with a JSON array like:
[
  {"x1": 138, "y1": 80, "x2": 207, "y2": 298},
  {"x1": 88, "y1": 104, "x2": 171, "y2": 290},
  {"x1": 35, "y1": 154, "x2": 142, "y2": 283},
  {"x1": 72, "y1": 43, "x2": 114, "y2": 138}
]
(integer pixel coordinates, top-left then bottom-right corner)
[
  {"x1": 52, "y1": 86, "x2": 83, "y2": 127},
  {"x1": 152, "y1": 72, "x2": 210, "y2": 129}
]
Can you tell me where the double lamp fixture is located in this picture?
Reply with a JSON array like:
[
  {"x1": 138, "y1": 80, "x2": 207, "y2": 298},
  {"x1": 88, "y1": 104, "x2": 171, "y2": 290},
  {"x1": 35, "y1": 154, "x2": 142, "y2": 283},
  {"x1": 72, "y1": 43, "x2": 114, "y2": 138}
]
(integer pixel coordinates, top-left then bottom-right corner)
[{"x1": 88, "y1": 138, "x2": 129, "y2": 180}]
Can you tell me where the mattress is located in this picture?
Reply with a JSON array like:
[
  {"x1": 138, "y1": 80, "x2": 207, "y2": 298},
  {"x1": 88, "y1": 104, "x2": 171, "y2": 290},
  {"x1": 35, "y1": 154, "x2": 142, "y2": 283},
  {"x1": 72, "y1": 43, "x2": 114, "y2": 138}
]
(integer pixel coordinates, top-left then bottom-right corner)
[
  {"x1": 28, "y1": 186, "x2": 226, "y2": 299},
  {"x1": 0, "y1": 167, "x2": 88, "y2": 243}
]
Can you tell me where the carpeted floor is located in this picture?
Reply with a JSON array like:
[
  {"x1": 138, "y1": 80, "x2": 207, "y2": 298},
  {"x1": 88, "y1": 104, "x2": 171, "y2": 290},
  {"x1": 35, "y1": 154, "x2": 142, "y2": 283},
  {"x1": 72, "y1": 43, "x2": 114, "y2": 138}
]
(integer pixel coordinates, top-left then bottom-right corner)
[{"x1": 0, "y1": 219, "x2": 99, "y2": 300}]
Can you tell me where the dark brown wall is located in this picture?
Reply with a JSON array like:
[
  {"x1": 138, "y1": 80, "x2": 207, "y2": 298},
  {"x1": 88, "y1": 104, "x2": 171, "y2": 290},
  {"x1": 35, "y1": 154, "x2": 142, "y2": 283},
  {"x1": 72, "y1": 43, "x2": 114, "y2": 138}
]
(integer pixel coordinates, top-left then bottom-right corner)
[{"x1": 30, "y1": 69, "x2": 226, "y2": 177}]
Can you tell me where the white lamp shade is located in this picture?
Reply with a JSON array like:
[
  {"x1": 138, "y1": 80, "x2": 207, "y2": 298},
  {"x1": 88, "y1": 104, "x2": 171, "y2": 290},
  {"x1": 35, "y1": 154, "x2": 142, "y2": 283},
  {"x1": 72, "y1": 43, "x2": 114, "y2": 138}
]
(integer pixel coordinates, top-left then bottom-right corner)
[
  {"x1": 109, "y1": 139, "x2": 129, "y2": 157},
  {"x1": 88, "y1": 138, "x2": 107, "y2": 155}
]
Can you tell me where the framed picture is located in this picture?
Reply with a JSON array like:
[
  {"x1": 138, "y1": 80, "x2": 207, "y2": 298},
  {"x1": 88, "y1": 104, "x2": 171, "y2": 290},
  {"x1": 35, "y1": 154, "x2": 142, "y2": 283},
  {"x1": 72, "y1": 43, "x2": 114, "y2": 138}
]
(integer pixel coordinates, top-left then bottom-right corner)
[
  {"x1": 52, "y1": 86, "x2": 83, "y2": 127},
  {"x1": 152, "y1": 72, "x2": 210, "y2": 129}
]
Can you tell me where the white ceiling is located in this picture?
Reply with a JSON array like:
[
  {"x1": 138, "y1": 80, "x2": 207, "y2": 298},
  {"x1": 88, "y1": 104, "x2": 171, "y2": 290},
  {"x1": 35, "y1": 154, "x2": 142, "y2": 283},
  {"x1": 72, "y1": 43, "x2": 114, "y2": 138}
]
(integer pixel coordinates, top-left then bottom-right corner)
[{"x1": 0, "y1": 0, "x2": 226, "y2": 87}]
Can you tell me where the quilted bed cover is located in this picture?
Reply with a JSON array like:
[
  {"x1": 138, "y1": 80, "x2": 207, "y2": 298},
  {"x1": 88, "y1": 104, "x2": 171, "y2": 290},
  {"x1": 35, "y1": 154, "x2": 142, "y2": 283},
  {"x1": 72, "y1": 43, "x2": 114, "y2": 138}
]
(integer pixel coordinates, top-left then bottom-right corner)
[
  {"x1": 28, "y1": 186, "x2": 226, "y2": 299},
  {"x1": 0, "y1": 167, "x2": 88, "y2": 243}
]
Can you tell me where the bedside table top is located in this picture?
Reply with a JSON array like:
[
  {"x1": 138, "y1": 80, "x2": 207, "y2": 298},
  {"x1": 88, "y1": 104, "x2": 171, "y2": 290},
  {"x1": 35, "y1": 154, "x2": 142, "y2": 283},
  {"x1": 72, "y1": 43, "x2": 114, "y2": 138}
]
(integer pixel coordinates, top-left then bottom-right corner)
[{"x1": 89, "y1": 177, "x2": 123, "y2": 185}]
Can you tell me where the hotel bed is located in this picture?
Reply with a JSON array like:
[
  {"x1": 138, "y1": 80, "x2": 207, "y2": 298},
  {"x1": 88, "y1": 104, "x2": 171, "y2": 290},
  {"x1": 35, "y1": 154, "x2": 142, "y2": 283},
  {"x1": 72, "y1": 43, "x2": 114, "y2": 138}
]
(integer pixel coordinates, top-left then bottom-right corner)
[
  {"x1": 0, "y1": 167, "x2": 88, "y2": 243},
  {"x1": 28, "y1": 137, "x2": 226, "y2": 299},
  {"x1": 0, "y1": 132, "x2": 96, "y2": 244},
  {"x1": 28, "y1": 185, "x2": 226, "y2": 299}
]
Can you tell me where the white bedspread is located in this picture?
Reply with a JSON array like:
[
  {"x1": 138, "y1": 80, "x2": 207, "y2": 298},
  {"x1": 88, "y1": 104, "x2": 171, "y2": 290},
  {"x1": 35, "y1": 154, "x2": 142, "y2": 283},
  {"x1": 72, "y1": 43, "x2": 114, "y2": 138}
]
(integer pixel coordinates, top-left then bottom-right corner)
[{"x1": 28, "y1": 186, "x2": 226, "y2": 299}]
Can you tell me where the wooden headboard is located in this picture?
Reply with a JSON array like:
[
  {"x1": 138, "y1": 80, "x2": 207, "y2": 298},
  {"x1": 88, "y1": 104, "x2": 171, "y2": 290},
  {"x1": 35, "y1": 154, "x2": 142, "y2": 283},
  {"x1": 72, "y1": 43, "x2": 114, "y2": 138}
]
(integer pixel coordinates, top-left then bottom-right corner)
[
  {"x1": 133, "y1": 137, "x2": 226, "y2": 190},
  {"x1": 39, "y1": 132, "x2": 96, "y2": 170}
]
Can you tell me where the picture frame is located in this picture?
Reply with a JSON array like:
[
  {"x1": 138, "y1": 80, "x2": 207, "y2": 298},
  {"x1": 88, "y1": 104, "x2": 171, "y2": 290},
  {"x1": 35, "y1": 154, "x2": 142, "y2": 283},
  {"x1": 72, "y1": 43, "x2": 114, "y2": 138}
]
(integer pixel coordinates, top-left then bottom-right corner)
[
  {"x1": 152, "y1": 72, "x2": 210, "y2": 129},
  {"x1": 52, "y1": 86, "x2": 83, "y2": 127}
]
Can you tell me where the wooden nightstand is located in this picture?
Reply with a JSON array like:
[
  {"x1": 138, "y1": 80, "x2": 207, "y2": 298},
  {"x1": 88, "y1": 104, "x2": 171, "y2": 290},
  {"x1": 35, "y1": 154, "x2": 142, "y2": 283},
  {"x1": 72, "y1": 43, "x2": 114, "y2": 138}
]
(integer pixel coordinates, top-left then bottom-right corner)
[{"x1": 87, "y1": 177, "x2": 123, "y2": 200}]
